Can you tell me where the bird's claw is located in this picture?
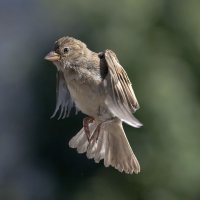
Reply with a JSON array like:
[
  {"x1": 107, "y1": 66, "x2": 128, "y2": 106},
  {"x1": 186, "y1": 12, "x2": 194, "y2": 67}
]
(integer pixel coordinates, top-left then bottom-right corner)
[{"x1": 83, "y1": 116, "x2": 94, "y2": 141}]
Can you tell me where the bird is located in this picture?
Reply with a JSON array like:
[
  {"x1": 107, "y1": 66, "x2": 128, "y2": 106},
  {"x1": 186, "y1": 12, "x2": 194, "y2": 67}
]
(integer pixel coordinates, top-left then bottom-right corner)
[{"x1": 44, "y1": 36, "x2": 142, "y2": 174}]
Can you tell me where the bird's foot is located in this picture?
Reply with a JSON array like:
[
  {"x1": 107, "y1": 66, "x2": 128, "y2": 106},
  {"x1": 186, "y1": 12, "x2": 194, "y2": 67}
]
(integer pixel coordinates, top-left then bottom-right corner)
[
  {"x1": 83, "y1": 116, "x2": 94, "y2": 141},
  {"x1": 90, "y1": 123, "x2": 102, "y2": 143},
  {"x1": 90, "y1": 118, "x2": 116, "y2": 143}
]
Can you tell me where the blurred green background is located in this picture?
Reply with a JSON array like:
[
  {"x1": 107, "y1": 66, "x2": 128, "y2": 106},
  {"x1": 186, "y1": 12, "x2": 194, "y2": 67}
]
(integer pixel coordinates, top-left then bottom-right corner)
[{"x1": 1, "y1": 0, "x2": 200, "y2": 199}]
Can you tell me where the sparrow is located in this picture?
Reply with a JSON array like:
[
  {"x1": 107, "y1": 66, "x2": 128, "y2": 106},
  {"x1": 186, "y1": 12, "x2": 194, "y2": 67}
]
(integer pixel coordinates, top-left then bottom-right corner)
[{"x1": 45, "y1": 36, "x2": 142, "y2": 174}]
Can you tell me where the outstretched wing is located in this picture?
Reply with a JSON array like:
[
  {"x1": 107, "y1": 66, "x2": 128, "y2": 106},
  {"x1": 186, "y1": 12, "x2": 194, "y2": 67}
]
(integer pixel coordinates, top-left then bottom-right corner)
[
  {"x1": 51, "y1": 71, "x2": 77, "y2": 119},
  {"x1": 103, "y1": 50, "x2": 142, "y2": 128}
]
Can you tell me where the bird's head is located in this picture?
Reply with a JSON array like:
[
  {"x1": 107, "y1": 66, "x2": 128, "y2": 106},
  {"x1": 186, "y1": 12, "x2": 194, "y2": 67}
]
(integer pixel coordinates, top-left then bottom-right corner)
[{"x1": 45, "y1": 36, "x2": 88, "y2": 68}]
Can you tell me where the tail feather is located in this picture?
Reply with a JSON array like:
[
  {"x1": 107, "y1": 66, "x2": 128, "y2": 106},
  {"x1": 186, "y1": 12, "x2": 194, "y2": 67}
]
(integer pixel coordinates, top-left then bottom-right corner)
[{"x1": 69, "y1": 118, "x2": 140, "y2": 174}]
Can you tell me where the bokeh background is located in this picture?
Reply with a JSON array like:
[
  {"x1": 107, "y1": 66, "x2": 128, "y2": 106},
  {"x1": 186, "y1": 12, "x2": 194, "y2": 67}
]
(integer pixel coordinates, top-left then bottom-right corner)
[{"x1": 1, "y1": 0, "x2": 200, "y2": 199}]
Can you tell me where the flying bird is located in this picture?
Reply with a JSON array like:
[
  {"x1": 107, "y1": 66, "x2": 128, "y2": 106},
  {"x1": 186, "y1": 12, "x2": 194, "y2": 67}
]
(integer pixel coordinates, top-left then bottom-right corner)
[{"x1": 45, "y1": 37, "x2": 142, "y2": 174}]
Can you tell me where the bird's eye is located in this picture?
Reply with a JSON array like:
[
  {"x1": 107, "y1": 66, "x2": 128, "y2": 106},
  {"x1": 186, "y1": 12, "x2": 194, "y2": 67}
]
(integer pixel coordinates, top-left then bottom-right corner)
[{"x1": 63, "y1": 47, "x2": 70, "y2": 54}]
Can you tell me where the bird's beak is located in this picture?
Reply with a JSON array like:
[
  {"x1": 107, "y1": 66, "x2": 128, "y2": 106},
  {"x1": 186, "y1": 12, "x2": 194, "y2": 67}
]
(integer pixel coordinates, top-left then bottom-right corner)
[{"x1": 44, "y1": 51, "x2": 60, "y2": 62}]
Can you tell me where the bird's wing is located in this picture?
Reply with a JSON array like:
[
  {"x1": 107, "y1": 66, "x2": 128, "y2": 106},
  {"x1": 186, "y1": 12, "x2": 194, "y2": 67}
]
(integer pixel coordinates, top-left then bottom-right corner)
[
  {"x1": 103, "y1": 50, "x2": 142, "y2": 128},
  {"x1": 51, "y1": 71, "x2": 77, "y2": 119}
]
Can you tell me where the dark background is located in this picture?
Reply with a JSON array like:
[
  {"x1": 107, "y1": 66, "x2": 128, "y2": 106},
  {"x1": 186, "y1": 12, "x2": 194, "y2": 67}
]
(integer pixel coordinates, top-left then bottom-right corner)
[{"x1": 1, "y1": 0, "x2": 200, "y2": 200}]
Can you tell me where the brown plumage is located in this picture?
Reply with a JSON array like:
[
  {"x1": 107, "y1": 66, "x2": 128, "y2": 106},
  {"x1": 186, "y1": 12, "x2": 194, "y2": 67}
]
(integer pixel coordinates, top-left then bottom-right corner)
[{"x1": 45, "y1": 36, "x2": 142, "y2": 174}]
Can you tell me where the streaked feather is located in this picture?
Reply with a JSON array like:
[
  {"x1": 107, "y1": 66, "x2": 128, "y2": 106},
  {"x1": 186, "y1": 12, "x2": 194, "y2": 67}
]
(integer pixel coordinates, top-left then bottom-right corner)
[{"x1": 104, "y1": 50, "x2": 142, "y2": 128}]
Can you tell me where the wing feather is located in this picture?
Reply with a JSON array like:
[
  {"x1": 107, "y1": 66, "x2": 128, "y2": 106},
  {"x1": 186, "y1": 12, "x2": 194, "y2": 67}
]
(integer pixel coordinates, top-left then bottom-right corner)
[
  {"x1": 104, "y1": 50, "x2": 142, "y2": 128},
  {"x1": 51, "y1": 71, "x2": 77, "y2": 119}
]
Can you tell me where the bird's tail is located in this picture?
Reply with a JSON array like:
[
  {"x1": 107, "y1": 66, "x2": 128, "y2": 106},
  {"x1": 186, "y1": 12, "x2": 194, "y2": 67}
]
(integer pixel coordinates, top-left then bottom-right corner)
[{"x1": 69, "y1": 118, "x2": 140, "y2": 174}]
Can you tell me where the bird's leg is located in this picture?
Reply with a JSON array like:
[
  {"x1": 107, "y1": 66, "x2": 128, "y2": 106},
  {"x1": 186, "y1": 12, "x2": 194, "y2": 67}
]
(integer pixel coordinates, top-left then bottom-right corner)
[
  {"x1": 90, "y1": 122, "x2": 102, "y2": 142},
  {"x1": 90, "y1": 118, "x2": 116, "y2": 142},
  {"x1": 83, "y1": 116, "x2": 94, "y2": 141}
]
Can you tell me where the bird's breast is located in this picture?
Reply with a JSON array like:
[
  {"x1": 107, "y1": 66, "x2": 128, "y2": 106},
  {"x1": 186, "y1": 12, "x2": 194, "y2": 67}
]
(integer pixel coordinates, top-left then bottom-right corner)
[{"x1": 66, "y1": 76, "x2": 105, "y2": 117}]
